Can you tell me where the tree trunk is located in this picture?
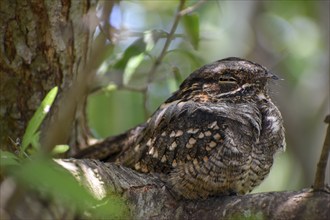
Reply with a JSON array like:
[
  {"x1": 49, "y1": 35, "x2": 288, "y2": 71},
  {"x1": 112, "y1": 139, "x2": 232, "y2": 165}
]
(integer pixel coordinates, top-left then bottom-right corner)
[{"x1": 0, "y1": 0, "x2": 92, "y2": 152}]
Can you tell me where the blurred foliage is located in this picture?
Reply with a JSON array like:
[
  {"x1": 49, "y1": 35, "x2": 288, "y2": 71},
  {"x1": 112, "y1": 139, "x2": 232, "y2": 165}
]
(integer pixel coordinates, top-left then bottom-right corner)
[
  {"x1": 1, "y1": 87, "x2": 128, "y2": 219},
  {"x1": 88, "y1": 0, "x2": 329, "y2": 193},
  {"x1": 21, "y1": 86, "x2": 58, "y2": 155}
]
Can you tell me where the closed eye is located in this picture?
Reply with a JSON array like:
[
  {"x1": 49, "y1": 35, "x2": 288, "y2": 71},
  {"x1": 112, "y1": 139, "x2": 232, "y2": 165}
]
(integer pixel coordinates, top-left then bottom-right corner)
[{"x1": 218, "y1": 77, "x2": 237, "y2": 83}]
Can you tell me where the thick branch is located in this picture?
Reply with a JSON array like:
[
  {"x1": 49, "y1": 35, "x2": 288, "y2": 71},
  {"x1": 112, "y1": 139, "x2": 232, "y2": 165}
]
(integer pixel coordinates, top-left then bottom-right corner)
[{"x1": 1, "y1": 159, "x2": 329, "y2": 220}]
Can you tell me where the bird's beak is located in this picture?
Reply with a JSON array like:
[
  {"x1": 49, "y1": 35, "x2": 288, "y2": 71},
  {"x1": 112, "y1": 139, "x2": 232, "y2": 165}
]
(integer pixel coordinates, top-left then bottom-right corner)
[{"x1": 266, "y1": 71, "x2": 282, "y2": 80}]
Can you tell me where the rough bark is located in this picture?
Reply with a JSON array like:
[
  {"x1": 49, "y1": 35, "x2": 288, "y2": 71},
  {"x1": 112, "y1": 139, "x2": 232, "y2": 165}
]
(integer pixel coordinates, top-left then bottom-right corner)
[
  {"x1": 1, "y1": 159, "x2": 329, "y2": 220},
  {"x1": 0, "y1": 0, "x2": 93, "y2": 151}
]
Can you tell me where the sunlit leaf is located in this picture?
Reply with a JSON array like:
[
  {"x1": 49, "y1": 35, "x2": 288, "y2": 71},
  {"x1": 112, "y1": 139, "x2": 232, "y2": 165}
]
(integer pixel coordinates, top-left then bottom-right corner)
[
  {"x1": 102, "y1": 83, "x2": 118, "y2": 93},
  {"x1": 21, "y1": 87, "x2": 58, "y2": 154},
  {"x1": 52, "y1": 145, "x2": 70, "y2": 155},
  {"x1": 115, "y1": 30, "x2": 164, "y2": 85},
  {"x1": 182, "y1": 14, "x2": 200, "y2": 49},
  {"x1": 113, "y1": 38, "x2": 146, "y2": 70},
  {"x1": 123, "y1": 53, "x2": 145, "y2": 85}
]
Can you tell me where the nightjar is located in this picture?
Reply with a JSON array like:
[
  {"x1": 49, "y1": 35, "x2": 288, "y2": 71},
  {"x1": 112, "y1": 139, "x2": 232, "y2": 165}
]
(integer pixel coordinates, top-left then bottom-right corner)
[{"x1": 76, "y1": 57, "x2": 286, "y2": 199}]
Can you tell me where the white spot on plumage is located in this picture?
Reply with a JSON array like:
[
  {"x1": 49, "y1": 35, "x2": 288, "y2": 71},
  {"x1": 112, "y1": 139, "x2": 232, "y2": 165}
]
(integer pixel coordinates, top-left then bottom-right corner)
[
  {"x1": 169, "y1": 142, "x2": 177, "y2": 151},
  {"x1": 189, "y1": 138, "x2": 196, "y2": 145},
  {"x1": 257, "y1": 93, "x2": 266, "y2": 100},
  {"x1": 187, "y1": 128, "x2": 199, "y2": 134},
  {"x1": 213, "y1": 133, "x2": 221, "y2": 140},
  {"x1": 134, "y1": 162, "x2": 141, "y2": 170},
  {"x1": 267, "y1": 116, "x2": 280, "y2": 132},
  {"x1": 154, "y1": 107, "x2": 167, "y2": 127},
  {"x1": 186, "y1": 138, "x2": 196, "y2": 149},
  {"x1": 208, "y1": 121, "x2": 219, "y2": 129},
  {"x1": 146, "y1": 139, "x2": 152, "y2": 147},
  {"x1": 175, "y1": 130, "x2": 183, "y2": 137},
  {"x1": 161, "y1": 155, "x2": 167, "y2": 163},
  {"x1": 209, "y1": 141, "x2": 217, "y2": 148},
  {"x1": 134, "y1": 144, "x2": 140, "y2": 152},
  {"x1": 198, "y1": 132, "x2": 205, "y2": 138},
  {"x1": 172, "y1": 159, "x2": 177, "y2": 167},
  {"x1": 152, "y1": 149, "x2": 159, "y2": 158},
  {"x1": 148, "y1": 147, "x2": 155, "y2": 155}
]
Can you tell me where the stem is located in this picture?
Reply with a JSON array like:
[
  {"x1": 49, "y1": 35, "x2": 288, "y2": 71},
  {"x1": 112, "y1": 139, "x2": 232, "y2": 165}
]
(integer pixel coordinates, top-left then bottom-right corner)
[
  {"x1": 142, "y1": 0, "x2": 187, "y2": 118},
  {"x1": 313, "y1": 115, "x2": 330, "y2": 190},
  {"x1": 179, "y1": 0, "x2": 206, "y2": 16}
]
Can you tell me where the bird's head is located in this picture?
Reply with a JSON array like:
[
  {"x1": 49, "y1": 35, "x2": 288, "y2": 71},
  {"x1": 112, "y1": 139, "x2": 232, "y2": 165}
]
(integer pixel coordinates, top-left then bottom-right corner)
[{"x1": 172, "y1": 57, "x2": 279, "y2": 102}]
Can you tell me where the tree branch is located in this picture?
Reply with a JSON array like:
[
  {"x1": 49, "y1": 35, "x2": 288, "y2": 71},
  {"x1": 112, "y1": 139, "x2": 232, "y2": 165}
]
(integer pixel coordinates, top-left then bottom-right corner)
[{"x1": 1, "y1": 158, "x2": 329, "y2": 220}]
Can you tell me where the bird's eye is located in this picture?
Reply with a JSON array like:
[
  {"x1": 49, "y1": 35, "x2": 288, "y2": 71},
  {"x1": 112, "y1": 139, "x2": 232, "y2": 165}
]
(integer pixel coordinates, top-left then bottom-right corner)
[{"x1": 218, "y1": 77, "x2": 237, "y2": 83}]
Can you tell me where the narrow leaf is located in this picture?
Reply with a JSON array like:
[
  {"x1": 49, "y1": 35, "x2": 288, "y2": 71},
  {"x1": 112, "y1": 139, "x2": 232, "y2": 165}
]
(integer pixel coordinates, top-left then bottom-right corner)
[
  {"x1": 52, "y1": 145, "x2": 70, "y2": 155},
  {"x1": 182, "y1": 14, "x2": 200, "y2": 49},
  {"x1": 116, "y1": 30, "x2": 163, "y2": 85},
  {"x1": 123, "y1": 53, "x2": 145, "y2": 85},
  {"x1": 21, "y1": 87, "x2": 58, "y2": 153},
  {"x1": 113, "y1": 38, "x2": 146, "y2": 70}
]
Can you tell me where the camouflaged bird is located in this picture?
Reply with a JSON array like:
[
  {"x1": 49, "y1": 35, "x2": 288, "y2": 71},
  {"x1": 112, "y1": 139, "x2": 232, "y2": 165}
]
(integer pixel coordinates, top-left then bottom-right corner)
[{"x1": 76, "y1": 57, "x2": 286, "y2": 199}]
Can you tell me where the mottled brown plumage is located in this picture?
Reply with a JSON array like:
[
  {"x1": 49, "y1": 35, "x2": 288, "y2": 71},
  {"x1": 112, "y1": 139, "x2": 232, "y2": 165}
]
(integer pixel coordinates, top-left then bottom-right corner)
[{"x1": 76, "y1": 57, "x2": 286, "y2": 199}]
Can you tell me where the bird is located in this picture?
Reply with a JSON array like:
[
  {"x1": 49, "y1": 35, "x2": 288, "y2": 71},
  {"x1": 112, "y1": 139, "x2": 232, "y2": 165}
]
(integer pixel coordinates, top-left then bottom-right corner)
[{"x1": 75, "y1": 57, "x2": 286, "y2": 199}]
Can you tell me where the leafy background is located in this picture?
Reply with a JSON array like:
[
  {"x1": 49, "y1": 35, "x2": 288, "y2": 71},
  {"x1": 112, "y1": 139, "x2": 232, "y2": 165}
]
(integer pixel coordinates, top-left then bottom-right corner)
[{"x1": 87, "y1": 0, "x2": 329, "y2": 193}]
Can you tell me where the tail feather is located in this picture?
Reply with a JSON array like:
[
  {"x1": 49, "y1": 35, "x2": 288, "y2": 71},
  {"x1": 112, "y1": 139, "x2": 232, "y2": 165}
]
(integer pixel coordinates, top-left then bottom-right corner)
[{"x1": 74, "y1": 124, "x2": 146, "y2": 162}]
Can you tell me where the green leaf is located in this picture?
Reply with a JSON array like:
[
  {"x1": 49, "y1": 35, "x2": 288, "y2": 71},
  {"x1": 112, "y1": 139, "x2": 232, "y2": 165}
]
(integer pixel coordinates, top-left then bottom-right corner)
[
  {"x1": 102, "y1": 83, "x2": 117, "y2": 93},
  {"x1": 115, "y1": 30, "x2": 164, "y2": 85},
  {"x1": 30, "y1": 131, "x2": 41, "y2": 150},
  {"x1": 182, "y1": 14, "x2": 200, "y2": 49},
  {"x1": 0, "y1": 150, "x2": 20, "y2": 167},
  {"x1": 113, "y1": 38, "x2": 147, "y2": 70},
  {"x1": 123, "y1": 53, "x2": 145, "y2": 85},
  {"x1": 52, "y1": 145, "x2": 70, "y2": 155},
  {"x1": 21, "y1": 86, "x2": 58, "y2": 154}
]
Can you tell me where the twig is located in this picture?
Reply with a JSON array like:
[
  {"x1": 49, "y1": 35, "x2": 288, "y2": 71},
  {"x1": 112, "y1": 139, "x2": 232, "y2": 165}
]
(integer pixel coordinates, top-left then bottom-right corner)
[
  {"x1": 142, "y1": 0, "x2": 186, "y2": 117},
  {"x1": 313, "y1": 115, "x2": 330, "y2": 190},
  {"x1": 179, "y1": 0, "x2": 207, "y2": 16},
  {"x1": 147, "y1": 0, "x2": 186, "y2": 83}
]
